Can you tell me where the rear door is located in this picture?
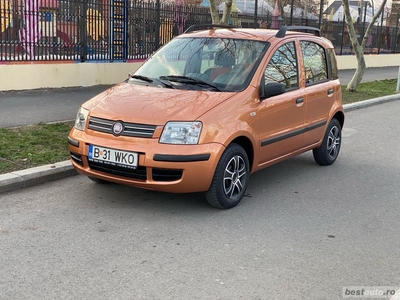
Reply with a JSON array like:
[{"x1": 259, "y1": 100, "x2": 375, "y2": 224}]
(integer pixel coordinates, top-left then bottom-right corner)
[{"x1": 300, "y1": 40, "x2": 340, "y2": 146}]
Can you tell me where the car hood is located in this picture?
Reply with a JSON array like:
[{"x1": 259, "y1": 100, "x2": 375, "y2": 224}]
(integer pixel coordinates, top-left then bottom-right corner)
[{"x1": 84, "y1": 82, "x2": 236, "y2": 124}]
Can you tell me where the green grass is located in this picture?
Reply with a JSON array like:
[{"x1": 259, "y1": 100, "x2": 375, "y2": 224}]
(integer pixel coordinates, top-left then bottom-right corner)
[
  {"x1": 342, "y1": 79, "x2": 397, "y2": 104},
  {"x1": 0, "y1": 121, "x2": 74, "y2": 175},
  {"x1": 0, "y1": 79, "x2": 398, "y2": 175}
]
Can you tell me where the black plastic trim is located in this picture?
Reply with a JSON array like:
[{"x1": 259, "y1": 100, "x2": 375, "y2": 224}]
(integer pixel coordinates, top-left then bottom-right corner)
[
  {"x1": 152, "y1": 168, "x2": 183, "y2": 182},
  {"x1": 307, "y1": 120, "x2": 327, "y2": 131},
  {"x1": 68, "y1": 136, "x2": 79, "y2": 147},
  {"x1": 70, "y1": 152, "x2": 83, "y2": 166},
  {"x1": 261, "y1": 120, "x2": 327, "y2": 147},
  {"x1": 153, "y1": 153, "x2": 210, "y2": 162},
  {"x1": 276, "y1": 26, "x2": 321, "y2": 38},
  {"x1": 261, "y1": 128, "x2": 305, "y2": 146}
]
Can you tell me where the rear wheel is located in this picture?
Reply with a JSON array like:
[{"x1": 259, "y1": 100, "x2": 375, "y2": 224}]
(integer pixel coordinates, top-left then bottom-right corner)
[
  {"x1": 313, "y1": 118, "x2": 342, "y2": 165},
  {"x1": 205, "y1": 143, "x2": 249, "y2": 209}
]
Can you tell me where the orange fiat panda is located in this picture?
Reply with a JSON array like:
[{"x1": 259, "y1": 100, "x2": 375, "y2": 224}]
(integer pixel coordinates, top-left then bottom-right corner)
[{"x1": 68, "y1": 25, "x2": 344, "y2": 209}]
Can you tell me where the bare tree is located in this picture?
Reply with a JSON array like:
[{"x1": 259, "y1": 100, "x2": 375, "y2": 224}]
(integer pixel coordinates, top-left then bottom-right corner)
[
  {"x1": 277, "y1": 0, "x2": 323, "y2": 17},
  {"x1": 209, "y1": 0, "x2": 323, "y2": 26},
  {"x1": 209, "y1": 0, "x2": 233, "y2": 24},
  {"x1": 342, "y1": 0, "x2": 387, "y2": 91},
  {"x1": 370, "y1": 0, "x2": 375, "y2": 15}
]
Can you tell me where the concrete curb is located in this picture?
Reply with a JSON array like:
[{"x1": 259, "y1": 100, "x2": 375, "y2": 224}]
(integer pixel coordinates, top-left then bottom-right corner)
[
  {"x1": 343, "y1": 93, "x2": 400, "y2": 112},
  {"x1": 1, "y1": 94, "x2": 400, "y2": 194},
  {"x1": 0, "y1": 161, "x2": 77, "y2": 194}
]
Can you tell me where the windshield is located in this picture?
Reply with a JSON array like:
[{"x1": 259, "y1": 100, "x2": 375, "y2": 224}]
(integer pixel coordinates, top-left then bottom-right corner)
[{"x1": 133, "y1": 37, "x2": 269, "y2": 92}]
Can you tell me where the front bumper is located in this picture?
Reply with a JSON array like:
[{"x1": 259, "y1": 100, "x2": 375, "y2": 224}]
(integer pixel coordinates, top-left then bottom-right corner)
[{"x1": 68, "y1": 128, "x2": 225, "y2": 193}]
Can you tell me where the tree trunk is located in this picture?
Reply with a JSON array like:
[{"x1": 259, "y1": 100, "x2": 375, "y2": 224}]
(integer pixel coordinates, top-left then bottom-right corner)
[
  {"x1": 209, "y1": 0, "x2": 221, "y2": 24},
  {"x1": 346, "y1": 46, "x2": 366, "y2": 91},
  {"x1": 342, "y1": 0, "x2": 387, "y2": 91},
  {"x1": 221, "y1": 0, "x2": 233, "y2": 25},
  {"x1": 208, "y1": 0, "x2": 232, "y2": 25},
  {"x1": 342, "y1": 0, "x2": 365, "y2": 91}
]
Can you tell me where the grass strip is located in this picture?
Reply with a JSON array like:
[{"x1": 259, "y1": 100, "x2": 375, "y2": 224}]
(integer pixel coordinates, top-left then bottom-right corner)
[
  {"x1": 342, "y1": 79, "x2": 397, "y2": 104},
  {"x1": 0, "y1": 121, "x2": 74, "y2": 174}
]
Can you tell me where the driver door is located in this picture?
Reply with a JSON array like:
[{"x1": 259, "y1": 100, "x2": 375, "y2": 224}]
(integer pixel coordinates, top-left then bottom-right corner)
[{"x1": 257, "y1": 41, "x2": 306, "y2": 166}]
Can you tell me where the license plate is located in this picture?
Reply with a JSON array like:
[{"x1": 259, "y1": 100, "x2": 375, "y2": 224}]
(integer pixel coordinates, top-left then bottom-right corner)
[{"x1": 88, "y1": 145, "x2": 138, "y2": 169}]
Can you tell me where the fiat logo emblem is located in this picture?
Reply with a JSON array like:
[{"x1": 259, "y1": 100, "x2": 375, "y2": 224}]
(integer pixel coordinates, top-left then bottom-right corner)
[{"x1": 112, "y1": 122, "x2": 124, "y2": 136}]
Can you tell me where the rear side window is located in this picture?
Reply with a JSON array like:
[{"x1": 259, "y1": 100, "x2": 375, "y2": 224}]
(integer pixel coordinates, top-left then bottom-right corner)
[
  {"x1": 300, "y1": 41, "x2": 328, "y2": 85},
  {"x1": 264, "y1": 42, "x2": 298, "y2": 90}
]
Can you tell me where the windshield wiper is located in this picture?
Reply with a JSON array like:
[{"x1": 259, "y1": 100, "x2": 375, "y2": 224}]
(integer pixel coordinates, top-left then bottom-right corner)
[
  {"x1": 130, "y1": 74, "x2": 174, "y2": 89},
  {"x1": 159, "y1": 75, "x2": 222, "y2": 91},
  {"x1": 130, "y1": 74, "x2": 153, "y2": 83}
]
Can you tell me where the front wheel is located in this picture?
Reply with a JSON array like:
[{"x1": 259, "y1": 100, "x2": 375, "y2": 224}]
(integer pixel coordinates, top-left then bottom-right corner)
[
  {"x1": 313, "y1": 118, "x2": 342, "y2": 165},
  {"x1": 205, "y1": 143, "x2": 250, "y2": 209}
]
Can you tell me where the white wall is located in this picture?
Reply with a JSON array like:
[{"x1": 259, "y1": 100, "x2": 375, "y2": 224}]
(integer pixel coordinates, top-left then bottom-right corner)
[
  {"x1": 1, "y1": 54, "x2": 400, "y2": 91},
  {"x1": 0, "y1": 62, "x2": 143, "y2": 91},
  {"x1": 337, "y1": 54, "x2": 400, "y2": 70}
]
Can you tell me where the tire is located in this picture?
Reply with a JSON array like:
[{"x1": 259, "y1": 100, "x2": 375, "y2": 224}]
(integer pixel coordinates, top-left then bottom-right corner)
[
  {"x1": 205, "y1": 143, "x2": 250, "y2": 209},
  {"x1": 313, "y1": 118, "x2": 342, "y2": 166},
  {"x1": 88, "y1": 176, "x2": 109, "y2": 184}
]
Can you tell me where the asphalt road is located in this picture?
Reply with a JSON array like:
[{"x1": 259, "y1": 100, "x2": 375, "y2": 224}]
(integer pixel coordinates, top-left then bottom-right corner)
[
  {"x1": 1, "y1": 100, "x2": 399, "y2": 299},
  {"x1": 339, "y1": 66, "x2": 399, "y2": 84},
  {"x1": 0, "y1": 66, "x2": 399, "y2": 128},
  {"x1": 0, "y1": 85, "x2": 113, "y2": 128}
]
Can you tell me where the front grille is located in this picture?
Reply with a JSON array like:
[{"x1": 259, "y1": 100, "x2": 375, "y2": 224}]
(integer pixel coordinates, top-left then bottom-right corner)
[
  {"x1": 152, "y1": 168, "x2": 183, "y2": 182},
  {"x1": 70, "y1": 152, "x2": 83, "y2": 166},
  {"x1": 88, "y1": 161, "x2": 147, "y2": 180},
  {"x1": 88, "y1": 116, "x2": 156, "y2": 138}
]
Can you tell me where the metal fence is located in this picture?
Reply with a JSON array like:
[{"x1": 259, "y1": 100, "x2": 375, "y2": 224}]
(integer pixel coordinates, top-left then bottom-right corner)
[{"x1": 1, "y1": 0, "x2": 399, "y2": 62}]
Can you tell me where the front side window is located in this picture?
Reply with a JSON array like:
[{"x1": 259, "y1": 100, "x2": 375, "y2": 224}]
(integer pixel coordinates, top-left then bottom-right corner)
[
  {"x1": 264, "y1": 42, "x2": 298, "y2": 90},
  {"x1": 134, "y1": 37, "x2": 269, "y2": 92},
  {"x1": 300, "y1": 41, "x2": 328, "y2": 85}
]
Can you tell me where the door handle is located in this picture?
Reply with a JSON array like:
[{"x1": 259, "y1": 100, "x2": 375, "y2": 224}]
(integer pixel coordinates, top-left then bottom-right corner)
[
  {"x1": 296, "y1": 98, "x2": 304, "y2": 104},
  {"x1": 328, "y1": 88, "x2": 334, "y2": 95}
]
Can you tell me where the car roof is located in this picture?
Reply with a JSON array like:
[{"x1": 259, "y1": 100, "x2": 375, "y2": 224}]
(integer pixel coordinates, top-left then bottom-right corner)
[
  {"x1": 180, "y1": 26, "x2": 333, "y2": 48},
  {"x1": 182, "y1": 28, "x2": 279, "y2": 41}
]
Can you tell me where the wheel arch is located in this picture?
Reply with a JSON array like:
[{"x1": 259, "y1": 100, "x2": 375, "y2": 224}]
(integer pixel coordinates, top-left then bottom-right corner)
[
  {"x1": 333, "y1": 111, "x2": 345, "y2": 129},
  {"x1": 229, "y1": 136, "x2": 254, "y2": 172}
]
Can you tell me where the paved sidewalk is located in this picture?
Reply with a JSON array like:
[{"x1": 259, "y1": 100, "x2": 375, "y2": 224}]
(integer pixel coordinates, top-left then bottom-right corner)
[{"x1": 1, "y1": 92, "x2": 400, "y2": 194}]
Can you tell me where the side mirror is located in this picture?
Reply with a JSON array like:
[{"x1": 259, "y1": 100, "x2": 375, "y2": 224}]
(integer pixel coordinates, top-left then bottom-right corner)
[{"x1": 260, "y1": 82, "x2": 285, "y2": 100}]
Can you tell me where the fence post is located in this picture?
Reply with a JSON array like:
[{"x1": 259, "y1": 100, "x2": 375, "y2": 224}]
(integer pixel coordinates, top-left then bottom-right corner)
[
  {"x1": 290, "y1": 0, "x2": 294, "y2": 25},
  {"x1": 377, "y1": 10, "x2": 384, "y2": 54},
  {"x1": 254, "y1": 0, "x2": 258, "y2": 29},
  {"x1": 155, "y1": 0, "x2": 160, "y2": 51},
  {"x1": 394, "y1": 12, "x2": 399, "y2": 53},
  {"x1": 340, "y1": 17, "x2": 345, "y2": 55},
  {"x1": 79, "y1": 0, "x2": 88, "y2": 62},
  {"x1": 361, "y1": 2, "x2": 367, "y2": 44},
  {"x1": 318, "y1": 0, "x2": 323, "y2": 29}
]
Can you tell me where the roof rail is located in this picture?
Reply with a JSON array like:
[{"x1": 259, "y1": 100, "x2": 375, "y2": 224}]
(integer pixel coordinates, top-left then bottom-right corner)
[
  {"x1": 275, "y1": 26, "x2": 321, "y2": 38},
  {"x1": 184, "y1": 24, "x2": 236, "y2": 34}
]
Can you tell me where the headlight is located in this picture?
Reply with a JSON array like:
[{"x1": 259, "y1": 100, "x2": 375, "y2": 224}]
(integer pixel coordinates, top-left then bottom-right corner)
[
  {"x1": 74, "y1": 107, "x2": 89, "y2": 131},
  {"x1": 160, "y1": 121, "x2": 202, "y2": 144}
]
